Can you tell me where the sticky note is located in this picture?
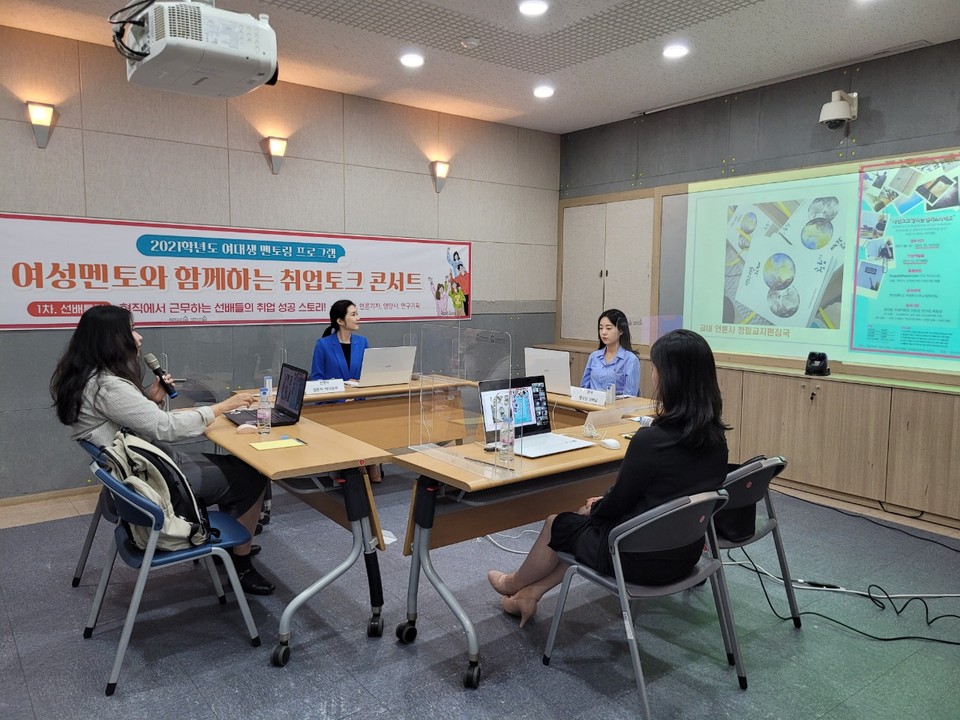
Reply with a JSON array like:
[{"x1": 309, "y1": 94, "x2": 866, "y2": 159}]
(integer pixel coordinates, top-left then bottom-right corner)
[{"x1": 251, "y1": 438, "x2": 305, "y2": 450}]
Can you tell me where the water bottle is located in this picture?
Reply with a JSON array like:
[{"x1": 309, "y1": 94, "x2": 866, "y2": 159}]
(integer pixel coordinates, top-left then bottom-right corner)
[
  {"x1": 256, "y1": 387, "x2": 271, "y2": 435},
  {"x1": 497, "y1": 415, "x2": 515, "y2": 468},
  {"x1": 606, "y1": 383, "x2": 616, "y2": 406},
  {"x1": 263, "y1": 374, "x2": 273, "y2": 406}
]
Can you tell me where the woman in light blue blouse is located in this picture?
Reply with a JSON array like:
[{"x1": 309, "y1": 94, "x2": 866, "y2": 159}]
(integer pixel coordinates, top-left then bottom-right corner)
[{"x1": 580, "y1": 308, "x2": 640, "y2": 397}]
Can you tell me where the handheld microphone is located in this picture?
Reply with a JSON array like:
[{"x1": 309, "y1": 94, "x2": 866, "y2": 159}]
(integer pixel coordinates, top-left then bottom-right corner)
[{"x1": 143, "y1": 353, "x2": 178, "y2": 398}]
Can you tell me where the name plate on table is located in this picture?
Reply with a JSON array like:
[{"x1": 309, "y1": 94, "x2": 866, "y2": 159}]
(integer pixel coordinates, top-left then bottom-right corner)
[
  {"x1": 305, "y1": 379, "x2": 345, "y2": 394},
  {"x1": 570, "y1": 387, "x2": 609, "y2": 406}
]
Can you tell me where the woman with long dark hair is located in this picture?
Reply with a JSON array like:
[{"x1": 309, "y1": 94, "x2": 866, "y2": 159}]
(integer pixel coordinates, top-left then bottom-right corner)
[
  {"x1": 310, "y1": 299, "x2": 367, "y2": 381},
  {"x1": 309, "y1": 299, "x2": 382, "y2": 481},
  {"x1": 50, "y1": 305, "x2": 275, "y2": 595},
  {"x1": 580, "y1": 308, "x2": 641, "y2": 397},
  {"x1": 488, "y1": 329, "x2": 728, "y2": 626}
]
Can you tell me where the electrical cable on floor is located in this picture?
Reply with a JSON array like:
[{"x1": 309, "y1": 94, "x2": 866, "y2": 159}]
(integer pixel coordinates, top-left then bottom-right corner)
[
  {"x1": 727, "y1": 546, "x2": 960, "y2": 646},
  {"x1": 483, "y1": 529, "x2": 539, "y2": 554},
  {"x1": 771, "y1": 487, "x2": 959, "y2": 553}
]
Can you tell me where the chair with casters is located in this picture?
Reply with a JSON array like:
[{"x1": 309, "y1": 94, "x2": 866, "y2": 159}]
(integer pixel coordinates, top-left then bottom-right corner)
[
  {"x1": 72, "y1": 440, "x2": 119, "y2": 587},
  {"x1": 717, "y1": 455, "x2": 801, "y2": 628},
  {"x1": 542, "y1": 490, "x2": 746, "y2": 720},
  {"x1": 83, "y1": 460, "x2": 261, "y2": 696}
]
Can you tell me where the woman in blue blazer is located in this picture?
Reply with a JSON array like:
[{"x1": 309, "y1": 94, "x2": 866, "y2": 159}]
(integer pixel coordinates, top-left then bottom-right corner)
[
  {"x1": 309, "y1": 299, "x2": 381, "y2": 481},
  {"x1": 310, "y1": 299, "x2": 367, "y2": 382}
]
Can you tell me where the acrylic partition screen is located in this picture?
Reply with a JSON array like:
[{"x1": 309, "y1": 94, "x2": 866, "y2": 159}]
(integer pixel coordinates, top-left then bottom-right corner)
[
  {"x1": 412, "y1": 324, "x2": 526, "y2": 479},
  {"x1": 682, "y1": 149, "x2": 960, "y2": 374}
]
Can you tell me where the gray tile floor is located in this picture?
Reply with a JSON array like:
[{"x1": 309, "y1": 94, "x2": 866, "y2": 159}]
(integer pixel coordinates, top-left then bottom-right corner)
[{"x1": 1, "y1": 467, "x2": 958, "y2": 719}]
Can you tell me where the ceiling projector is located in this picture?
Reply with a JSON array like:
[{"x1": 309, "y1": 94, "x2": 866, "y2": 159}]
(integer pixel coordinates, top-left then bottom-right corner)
[{"x1": 114, "y1": 0, "x2": 278, "y2": 98}]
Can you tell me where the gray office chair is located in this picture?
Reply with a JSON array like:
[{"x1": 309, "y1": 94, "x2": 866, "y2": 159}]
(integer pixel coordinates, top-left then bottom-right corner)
[
  {"x1": 717, "y1": 455, "x2": 801, "y2": 628},
  {"x1": 542, "y1": 490, "x2": 746, "y2": 720}
]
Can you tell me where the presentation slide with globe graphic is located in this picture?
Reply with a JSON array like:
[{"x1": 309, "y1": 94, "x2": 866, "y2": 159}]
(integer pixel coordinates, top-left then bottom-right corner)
[{"x1": 729, "y1": 196, "x2": 845, "y2": 328}]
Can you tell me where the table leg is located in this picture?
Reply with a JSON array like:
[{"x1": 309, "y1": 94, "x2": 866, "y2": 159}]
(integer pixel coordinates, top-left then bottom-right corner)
[
  {"x1": 271, "y1": 473, "x2": 383, "y2": 666},
  {"x1": 397, "y1": 476, "x2": 482, "y2": 688}
]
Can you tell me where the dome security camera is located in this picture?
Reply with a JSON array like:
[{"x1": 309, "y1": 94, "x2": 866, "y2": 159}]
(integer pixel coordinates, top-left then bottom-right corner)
[{"x1": 819, "y1": 90, "x2": 858, "y2": 130}]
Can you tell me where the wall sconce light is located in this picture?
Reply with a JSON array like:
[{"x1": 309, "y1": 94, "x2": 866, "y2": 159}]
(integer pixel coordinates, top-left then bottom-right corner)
[
  {"x1": 429, "y1": 160, "x2": 450, "y2": 193},
  {"x1": 26, "y1": 102, "x2": 57, "y2": 149},
  {"x1": 261, "y1": 136, "x2": 287, "y2": 175}
]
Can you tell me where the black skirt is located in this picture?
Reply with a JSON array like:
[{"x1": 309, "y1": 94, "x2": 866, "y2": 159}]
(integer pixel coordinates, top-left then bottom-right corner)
[{"x1": 550, "y1": 511, "x2": 705, "y2": 585}]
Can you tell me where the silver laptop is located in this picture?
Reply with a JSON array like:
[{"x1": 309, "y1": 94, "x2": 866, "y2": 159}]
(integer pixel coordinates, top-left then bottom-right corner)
[
  {"x1": 357, "y1": 346, "x2": 417, "y2": 387},
  {"x1": 477, "y1": 375, "x2": 594, "y2": 458},
  {"x1": 524, "y1": 348, "x2": 572, "y2": 396}
]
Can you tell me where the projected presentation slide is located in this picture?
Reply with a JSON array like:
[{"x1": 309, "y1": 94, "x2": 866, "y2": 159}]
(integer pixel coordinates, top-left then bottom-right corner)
[
  {"x1": 684, "y1": 173, "x2": 855, "y2": 359},
  {"x1": 851, "y1": 156, "x2": 960, "y2": 360},
  {"x1": 684, "y1": 151, "x2": 960, "y2": 374}
]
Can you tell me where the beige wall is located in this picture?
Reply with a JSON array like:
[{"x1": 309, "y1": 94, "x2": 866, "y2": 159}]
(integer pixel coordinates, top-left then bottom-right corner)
[{"x1": 0, "y1": 25, "x2": 560, "y2": 313}]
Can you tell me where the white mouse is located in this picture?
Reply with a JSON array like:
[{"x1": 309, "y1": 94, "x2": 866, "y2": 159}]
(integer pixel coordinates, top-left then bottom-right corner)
[
  {"x1": 236, "y1": 423, "x2": 258, "y2": 434},
  {"x1": 600, "y1": 438, "x2": 621, "y2": 450}
]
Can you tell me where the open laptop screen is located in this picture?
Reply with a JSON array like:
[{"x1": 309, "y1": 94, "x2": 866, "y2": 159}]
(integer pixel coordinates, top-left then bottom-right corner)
[
  {"x1": 274, "y1": 363, "x2": 308, "y2": 418},
  {"x1": 477, "y1": 375, "x2": 551, "y2": 440}
]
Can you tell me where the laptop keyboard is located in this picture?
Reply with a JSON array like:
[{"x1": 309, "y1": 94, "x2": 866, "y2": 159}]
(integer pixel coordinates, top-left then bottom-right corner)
[{"x1": 231, "y1": 409, "x2": 289, "y2": 424}]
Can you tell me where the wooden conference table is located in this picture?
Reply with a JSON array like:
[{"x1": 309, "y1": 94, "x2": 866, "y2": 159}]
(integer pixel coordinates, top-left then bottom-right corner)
[
  {"x1": 391, "y1": 414, "x2": 646, "y2": 688},
  {"x1": 240, "y1": 377, "x2": 652, "y2": 449},
  {"x1": 205, "y1": 415, "x2": 392, "y2": 666},
  {"x1": 240, "y1": 374, "x2": 471, "y2": 449}
]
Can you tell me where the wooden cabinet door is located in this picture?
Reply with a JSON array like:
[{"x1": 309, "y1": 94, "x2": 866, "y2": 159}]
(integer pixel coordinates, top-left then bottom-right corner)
[
  {"x1": 740, "y1": 373, "x2": 811, "y2": 473},
  {"x1": 740, "y1": 373, "x2": 889, "y2": 500},
  {"x1": 716, "y1": 368, "x2": 743, "y2": 463},
  {"x1": 886, "y1": 390, "x2": 960, "y2": 519}
]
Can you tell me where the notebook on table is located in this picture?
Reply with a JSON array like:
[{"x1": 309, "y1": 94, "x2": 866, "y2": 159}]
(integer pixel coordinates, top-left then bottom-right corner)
[
  {"x1": 477, "y1": 375, "x2": 594, "y2": 459},
  {"x1": 226, "y1": 363, "x2": 308, "y2": 427},
  {"x1": 357, "y1": 346, "x2": 418, "y2": 387}
]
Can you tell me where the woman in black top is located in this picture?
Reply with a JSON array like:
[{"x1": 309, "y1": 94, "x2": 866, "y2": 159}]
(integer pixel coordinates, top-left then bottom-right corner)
[{"x1": 487, "y1": 329, "x2": 728, "y2": 627}]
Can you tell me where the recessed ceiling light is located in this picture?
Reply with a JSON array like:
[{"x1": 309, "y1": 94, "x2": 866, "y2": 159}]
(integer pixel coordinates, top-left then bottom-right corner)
[
  {"x1": 534, "y1": 84, "x2": 554, "y2": 98},
  {"x1": 519, "y1": 1, "x2": 549, "y2": 17},
  {"x1": 460, "y1": 37, "x2": 480, "y2": 50},
  {"x1": 400, "y1": 53, "x2": 424, "y2": 68},
  {"x1": 663, "y1": 43, "x2": 689, "y2": 59}
]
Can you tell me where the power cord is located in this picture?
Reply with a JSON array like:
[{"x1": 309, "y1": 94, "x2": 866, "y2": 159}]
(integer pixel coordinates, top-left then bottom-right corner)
[
  {"x1": 728, "y1": 546, "x2": 960, "y2": 646},
  {"x1": 771, "y1": 487, "x2": 958, "y2": 553},
  {"x1": 483, "y1": 529, "x2": 539, "y2": 554},
  {"x1": 109, "y1": 0, "x2": 156, "y2": 61}
]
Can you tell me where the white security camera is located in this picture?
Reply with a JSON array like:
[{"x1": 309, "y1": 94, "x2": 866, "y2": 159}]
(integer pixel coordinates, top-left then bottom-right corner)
[{"x1": 819, "y1": 90, "x2": 858, "y2": 130}]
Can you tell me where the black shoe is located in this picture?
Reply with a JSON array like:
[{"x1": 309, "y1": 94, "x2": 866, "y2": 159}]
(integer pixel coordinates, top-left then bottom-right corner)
[
  {"x1": 237, "y1": 566, "x2": 275, "y2": 596},
  {"x1": 212, "y1": 545, "x2": 260, "y2": 566}
]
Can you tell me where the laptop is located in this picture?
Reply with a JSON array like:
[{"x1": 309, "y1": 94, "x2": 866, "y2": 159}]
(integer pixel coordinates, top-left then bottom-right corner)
[
  {"x1": 477, "y1": 375, "x2": 594, "y2": 458},
  {"x1": 357, "y1": 346, "x2": 417, "y2": 387},
  {"x1": 524, "y1": 348, "x2": 572, "y2": 396},
  {"x1": 226, "y1": 363, "x2": 308, "y2": 427}
]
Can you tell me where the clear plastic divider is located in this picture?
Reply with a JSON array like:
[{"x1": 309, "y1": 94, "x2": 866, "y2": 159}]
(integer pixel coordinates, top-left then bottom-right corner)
[{"x1": 410, "y1": 324, "x2": 524, "y2": 478}]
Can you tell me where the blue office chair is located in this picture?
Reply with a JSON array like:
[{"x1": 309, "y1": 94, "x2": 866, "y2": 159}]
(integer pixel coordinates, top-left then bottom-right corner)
[
  {"x1": 83, "y1": 460, "x2": 261, "y2": 696},
  {"x1": 717, "y1": 455, "x2": 801, "y2": 628},
  {"x1": 542, "y1": 490, "x2": 746, "y2": 720},
  {"x1": 72, "y1": 440, "x2": 119, "y2": 587}
]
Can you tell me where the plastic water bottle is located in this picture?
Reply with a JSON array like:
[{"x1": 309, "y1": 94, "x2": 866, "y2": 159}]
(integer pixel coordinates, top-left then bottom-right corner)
[
  {"x1": 256, "y1": 388, "x2": 271, "y2": 435},
  {"x1": 497, "y1": 416, "x2": 515, "y2": 468},
  {"x1": 606, "y1": 383, "x2": 616, "y2": 406},
  {"x1": 263, "y1": 375, "x2": 273, "y2": 406}
]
